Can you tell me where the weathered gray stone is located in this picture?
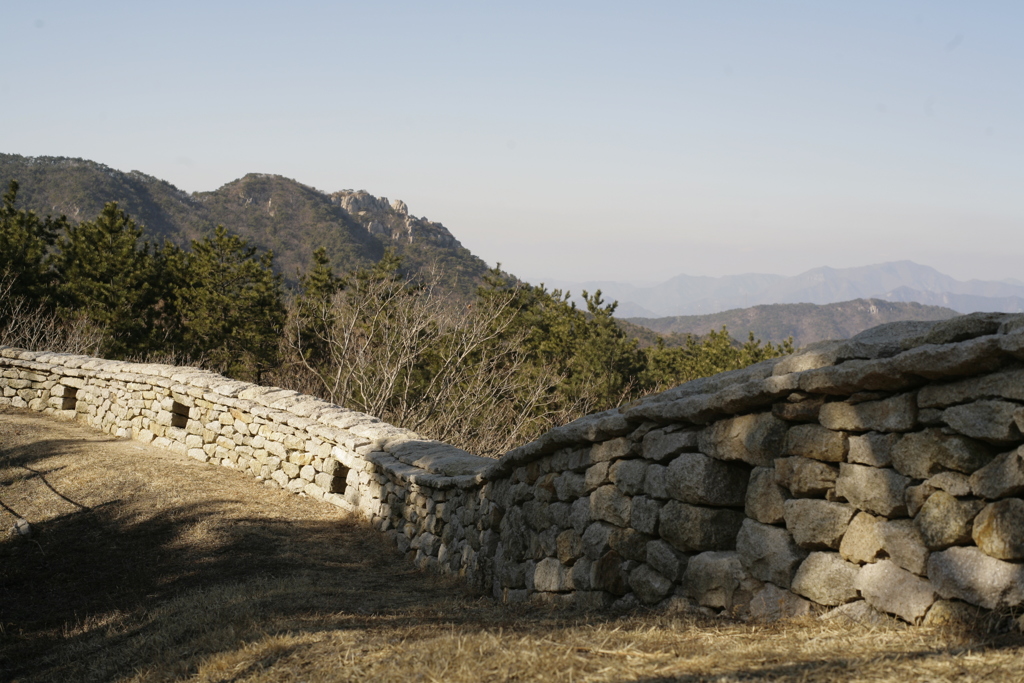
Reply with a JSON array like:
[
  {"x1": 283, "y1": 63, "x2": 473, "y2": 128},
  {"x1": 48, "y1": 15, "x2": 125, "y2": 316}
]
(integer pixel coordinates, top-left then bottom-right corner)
[
  {"x1": 554, "y1": 471, "x2": 586, "y2": 501},
  {"x1": 819, "y1": 393, "x2": 917, "y2": 433},
  {"x1": 892, "y1": 429, "x2": 995, "y2": 479},
  {"x1": 1003, "y1": 326, "x2": 1024, "y2": 357},
  {"x1": 772, "y1": 395, "x2": 825, "y2": 423},
  {"x1": 855, "y1": 560, "x2": 936, "y2": 623},
  {"x1": 591, "y1": 437, "x2": 634, "y2": 463},
  {"x1": 943, "y1": 400, "x2": 1023, "y2": 444},
  {"x1": 835, "y1": 463, "x2": 909, "y2": 517},
  {"x1": 891, "y1": 334, "x2": 1005, "y2": 380},
  {"x1": 922, "y1": 312, "x2": 1005, "y2": 345},
  {"x1": 570, "y1": 557, "x2": 593, "y2": 590},
  {"x1": 660, "y1": 500, "x2": 745, "y2": 552},
  {"x1": 630, "y1": 495, "x2": 662, "y2": 535},
  {"x1": 916, "y1": 491, "x2": 984, "y2": 550},
  {"x1": 905, "y1": 483, "x2": 936, "y2": 517},
  {"x1": 642, "y1": 428, "x2": 699, "y2": 461},
  {"x1": 736, "y1": 519, "x2": 807, "y2": 588},
  {"x1": 748, "y1": 583, "x2": 813, "y2": 622},
  {"x1": 533, "y1": 557, "x2": 572, "y2": 592},
  {"x1": 533, "y1": 474, "x2": 557, "y2": 503},
  {"x1": 643, "y1": 463, "x2": 669, "y2": 499},
  {"x1": 570, "y1": 496, "x2": 592, "y2": 534},
  {"x1": 774, "y1": 457, "x2": 838, "y2": 497},
  {"x1": 848, "y1": 432, "x2": 899, "y2": 467},
  {"x1": 666, "y1": 452, "x2": 749, "y2": 506},
  {"x1": 590, "y1": 485, "x2": 631, "y2": 527},
  {"x1": 582, "y1": 521, "x2": 613, "y2": 560},
  {"x1": 879, "y1": 519, "x2": 930, "y2": 576},
  {"x1": 918, "y1": 368, "x2": 1024, "y2": 408},
  {"x1": 550, "y1": 446, "x2": 589, "y2": 473},
  {"x1": 839, "y1": 512, "x2": 884, "y2": 564},
  {"x1": 646, "y1": 539, "x2": 689, "y2": 582},
  {"x1": 791, "y1": 552, "x2": 860, "y2": 606},
  {"x1": 548, "y1": 501, "x2": 571, "y2": 529},
  {"x1": 629, "y1": 564, "x2": 673, "y2": 604},
  {"x1": 846, "y1": 319, "x2": 939, "y2": 353},
  {"x1": 925, "y1": 471, "x2": 972, "y2": 497},
  {"x1": 783, "y1": 499, "x2": 856, "y2": 550},
  {"x1": 797, "y1": 357, "x2": 912, "y2": 396},
  {"x1": 609, "y1": 459, "x2": 648, "y2": 496},
  {"x1": 584, "y1": 461, "x2": 610, "y2": 492},
  {"x1": 922, "y1": 599, "x2": 983, "y2": 627},
  {"x1": 784, "y1": 424, "x2": 848, "y2": 462},
  {"x1": 928, "y1": 546, "x2": 1024, "y2": 609},
  {"x1": 609, "y1": 527, "x2": 650, "y2": 562},
  {"x1": 970, "y1": 447, "x2": 1024, "y2": 500},
  {"x1": 682, "y1": 551, "x2": 759, "y2": 610},
  {"x1": 591, "y1": 550, "x2": 629, "y2": 595},
  {"x1": 522, "y1": 500, "x2": 551, "y2": 531},
  {"x1": 745, "y1": 466, "x2": 789, "y2": 524},
  {"x1": 773, "y1": 344, "x2": 842, "y2": 375},
  {"x1": 698, "y1": 412, "x2": 788, "y2": 467},
  {"x1": 972, "y1": 498, "x2": 1024, "y2": 560},
  {"x1": 556, "y1": 529, "x2": 584, "y2": 564}
]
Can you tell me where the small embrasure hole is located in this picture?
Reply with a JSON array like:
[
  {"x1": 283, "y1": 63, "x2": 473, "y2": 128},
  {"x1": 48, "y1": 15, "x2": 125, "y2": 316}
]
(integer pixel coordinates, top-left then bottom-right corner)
[{"x1": 171, "y1": 401, "x2": 189, "y2": 428}]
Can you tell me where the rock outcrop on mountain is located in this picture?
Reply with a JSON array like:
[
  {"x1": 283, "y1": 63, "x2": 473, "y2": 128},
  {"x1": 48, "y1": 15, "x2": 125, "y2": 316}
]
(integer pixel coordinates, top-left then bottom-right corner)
[{"x1": 331, "y1": 190, "x2": 461, "y2": 249}]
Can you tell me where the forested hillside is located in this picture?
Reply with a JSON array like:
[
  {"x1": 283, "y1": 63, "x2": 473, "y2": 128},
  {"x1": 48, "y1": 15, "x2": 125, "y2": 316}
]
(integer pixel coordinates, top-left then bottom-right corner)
[
  {"x1": 0, "y1": 175, "x2": 793, "y2": 455},
  {"x1": 0, "y1": 154, "x2": 489, "y2": 292},
  {"x1": 628, "y1": 298, "x2": 958, "y2": 347}
]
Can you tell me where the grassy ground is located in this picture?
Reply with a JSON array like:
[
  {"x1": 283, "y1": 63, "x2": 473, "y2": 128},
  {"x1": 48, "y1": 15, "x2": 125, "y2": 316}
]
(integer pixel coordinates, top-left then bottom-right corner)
[{"x1": 2, "y1": 407, "x2": 1024, "y2": 682}]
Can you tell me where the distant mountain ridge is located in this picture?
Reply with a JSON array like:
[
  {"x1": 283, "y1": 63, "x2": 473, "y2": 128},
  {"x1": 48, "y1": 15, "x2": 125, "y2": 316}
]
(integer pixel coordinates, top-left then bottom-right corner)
[
  {"x1": 0, "y1": 153, "x2": 490, "y2": 291},
  {"x1": 546, "y1": 261, "x2": 1024, "y2": 317},
  {"x1": 626, "y1": 298, "x2": 960, "y2": 348}
]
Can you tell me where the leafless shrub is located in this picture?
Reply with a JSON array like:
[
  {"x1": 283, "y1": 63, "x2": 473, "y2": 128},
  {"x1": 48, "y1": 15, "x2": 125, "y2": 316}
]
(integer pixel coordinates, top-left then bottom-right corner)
[
  {"x1": 0, "y1": 274, "x2": 104, "y2": 356},
  {"x1": 278, "y1": 266, "x2": 563, "y2": 457}
]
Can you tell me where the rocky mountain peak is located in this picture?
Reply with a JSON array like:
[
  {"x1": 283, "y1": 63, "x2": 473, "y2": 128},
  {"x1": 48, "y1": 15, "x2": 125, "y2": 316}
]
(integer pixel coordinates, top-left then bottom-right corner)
[{"x1": 329, "y1": 190, "x2": 460, "y2": 249}]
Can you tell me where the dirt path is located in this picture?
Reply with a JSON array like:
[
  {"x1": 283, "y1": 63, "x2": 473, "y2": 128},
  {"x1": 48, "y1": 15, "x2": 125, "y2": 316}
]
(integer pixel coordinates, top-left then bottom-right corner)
[{"x1": 3, "y1": 407, "x2": 1024, "y2": 683}]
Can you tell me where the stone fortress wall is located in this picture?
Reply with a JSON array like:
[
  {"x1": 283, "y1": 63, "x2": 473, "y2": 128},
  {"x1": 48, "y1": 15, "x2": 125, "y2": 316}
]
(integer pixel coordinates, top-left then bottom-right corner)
[{"x1": 4, "y1": 312, "x2": 1024, "y2": 625}]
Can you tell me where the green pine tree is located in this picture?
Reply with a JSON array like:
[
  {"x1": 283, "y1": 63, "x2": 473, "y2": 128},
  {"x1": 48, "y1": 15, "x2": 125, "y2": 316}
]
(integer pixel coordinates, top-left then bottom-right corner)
[
  {"x1": 291, "y1": 246, "x2": 343, "y2": 371},
  {"x1": 54, "y1": 202, "x2": 161, "y2": 357},
  {"x1": 0, "y1": 180, "x2": 65, "y2": 305},
  {"x1": 476, "y1": 270, "x2": 644, "y2": 416},
  {"x1": 641, "y1": 326, "x2": 793, "y2": 390},
  {"x1": 177, "y1": 226, "x2": 285, "y2": 382}
]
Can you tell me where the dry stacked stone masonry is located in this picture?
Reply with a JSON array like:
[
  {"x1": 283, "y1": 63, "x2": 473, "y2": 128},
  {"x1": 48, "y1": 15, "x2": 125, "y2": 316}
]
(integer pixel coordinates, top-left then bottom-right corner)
[{"x1": 5, "y1": 312, "x2": 1024, "y2": 625}]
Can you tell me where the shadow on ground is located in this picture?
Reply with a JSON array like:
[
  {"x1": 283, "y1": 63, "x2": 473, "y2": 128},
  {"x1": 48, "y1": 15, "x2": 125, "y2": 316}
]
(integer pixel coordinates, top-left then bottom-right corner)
[{"x1": 2, "y1": 412, "x2": 1024, "y2": 682}]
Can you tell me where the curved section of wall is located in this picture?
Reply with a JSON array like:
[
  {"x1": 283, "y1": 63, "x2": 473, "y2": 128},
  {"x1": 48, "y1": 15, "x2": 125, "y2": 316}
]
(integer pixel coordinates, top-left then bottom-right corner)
[{"x1": 4, "y1": 311, "x2": 1024, "y2": 625}]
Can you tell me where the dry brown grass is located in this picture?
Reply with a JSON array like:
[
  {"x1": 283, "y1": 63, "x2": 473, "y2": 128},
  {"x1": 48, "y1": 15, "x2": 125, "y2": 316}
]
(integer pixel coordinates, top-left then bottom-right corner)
[{"x1": 2, "y1": 407, "x2": 1023, "y2": 682}]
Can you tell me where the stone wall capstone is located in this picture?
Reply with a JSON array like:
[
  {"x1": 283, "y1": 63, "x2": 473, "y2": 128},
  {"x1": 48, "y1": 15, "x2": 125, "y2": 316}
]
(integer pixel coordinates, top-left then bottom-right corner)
[{"x1": 4, "y1": 310, "x2": 1024, "y2": 624}]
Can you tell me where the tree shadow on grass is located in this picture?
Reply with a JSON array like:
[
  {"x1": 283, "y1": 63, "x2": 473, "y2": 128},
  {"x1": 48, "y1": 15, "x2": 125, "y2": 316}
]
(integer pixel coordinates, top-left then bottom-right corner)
[
  {"x1": 0, "y1": 428, "x2": 501, "y2": 681},
  {"x1": 0, "y1": 491, "x2": 494, "y2": 682}
]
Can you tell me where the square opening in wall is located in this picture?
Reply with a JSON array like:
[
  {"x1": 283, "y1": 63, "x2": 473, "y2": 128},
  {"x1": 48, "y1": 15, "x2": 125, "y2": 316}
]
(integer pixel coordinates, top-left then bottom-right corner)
[
  {"x1": 171, "y1": 401, "x2": 189, "y2": 428},
  {"x1": 61, "y1": 387, "x2": 78, "y2": 411},
  {"x1": 323, "y1": 465, "x2": 349, "y2": 494}
]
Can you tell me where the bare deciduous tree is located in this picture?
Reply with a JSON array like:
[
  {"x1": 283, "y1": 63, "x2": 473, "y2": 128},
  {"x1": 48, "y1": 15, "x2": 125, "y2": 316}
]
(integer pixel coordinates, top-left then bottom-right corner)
[
  {"x1": 280, "y1": 265, "x2": 565, "y2": 457},
  {"x1": 0, "y1": 273, "x2": 103, "y2": 356}
]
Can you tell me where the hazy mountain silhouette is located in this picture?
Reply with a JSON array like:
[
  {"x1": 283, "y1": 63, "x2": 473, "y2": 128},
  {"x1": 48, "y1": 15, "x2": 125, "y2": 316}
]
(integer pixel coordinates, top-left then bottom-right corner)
[{"x1": 549, "y1": 262, "x2": 1024, "y2": 316}]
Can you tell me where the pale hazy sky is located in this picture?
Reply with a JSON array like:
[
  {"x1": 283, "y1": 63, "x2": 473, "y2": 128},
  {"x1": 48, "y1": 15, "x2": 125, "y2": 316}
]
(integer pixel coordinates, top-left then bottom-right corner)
[{"x1": 3, "y1": 2, "x2": 1022, "y2": 284}]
